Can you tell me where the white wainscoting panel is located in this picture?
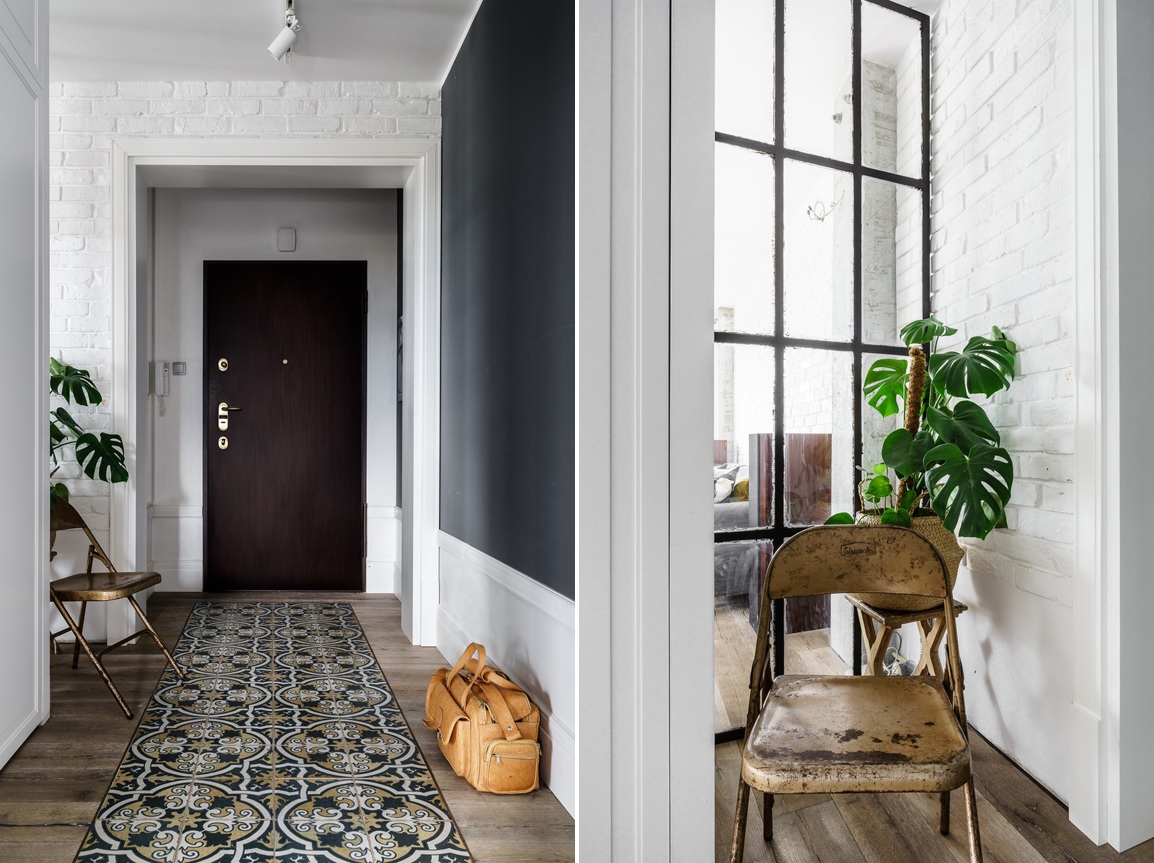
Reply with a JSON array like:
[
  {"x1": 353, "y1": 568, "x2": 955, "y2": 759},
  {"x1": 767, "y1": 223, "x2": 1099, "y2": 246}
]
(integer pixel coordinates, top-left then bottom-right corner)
[
  {"x1": 437, "y1": 532, "x2": 575, "y2": 817},
  {"x1": 150, "y1": 504, "x2": 204, "y2": 591},
  {"x1": 366, "y1": 506, "x2": 400, "y2": 593}
]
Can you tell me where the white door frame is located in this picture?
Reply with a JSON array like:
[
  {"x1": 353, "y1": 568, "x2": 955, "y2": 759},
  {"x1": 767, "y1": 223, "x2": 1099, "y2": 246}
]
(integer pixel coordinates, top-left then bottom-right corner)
[
  {"x1": 577, "y1": 0, "x2": 715, "y2": 859},
  {"x1": 108, "y1": 136, "x2": 442, "y2": 646},
  {"x1": 1071, "y1": 0, "x2": 1117, "y2": 846}
]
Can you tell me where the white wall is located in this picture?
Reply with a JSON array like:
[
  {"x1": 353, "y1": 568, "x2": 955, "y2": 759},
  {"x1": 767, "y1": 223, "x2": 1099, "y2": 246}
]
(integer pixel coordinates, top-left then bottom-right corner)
[
  {"x1": 0, "y1": 0, "x2": 50, "y2": 766},
  {"x1": 149, "y1": 187, "x2": 399, "y2": 592},
  {"x1": 437, "y1": 535, "x2": 575, "y2": 817},
  {"x1": 930, "y1": 0, "x2": 1075, "y2": 800}
]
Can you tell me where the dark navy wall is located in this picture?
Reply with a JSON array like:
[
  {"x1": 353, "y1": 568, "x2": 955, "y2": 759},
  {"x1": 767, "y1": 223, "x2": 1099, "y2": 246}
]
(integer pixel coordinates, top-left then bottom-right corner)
[{"x1": 440, "y1": 0, "x2": 575, "y2": 599}]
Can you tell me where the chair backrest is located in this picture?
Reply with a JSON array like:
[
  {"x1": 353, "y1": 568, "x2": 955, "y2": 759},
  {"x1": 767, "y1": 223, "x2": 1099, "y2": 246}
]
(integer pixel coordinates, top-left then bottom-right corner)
[
  {"x1": 768, "y1": 525, "x2": 951, "y2": 602},
  {"x1": 744, "y1": 524, "x2": 970, "y2": 743},
  {"x1": 50, "y1": 498, "x2": 116, "y2": 573}
]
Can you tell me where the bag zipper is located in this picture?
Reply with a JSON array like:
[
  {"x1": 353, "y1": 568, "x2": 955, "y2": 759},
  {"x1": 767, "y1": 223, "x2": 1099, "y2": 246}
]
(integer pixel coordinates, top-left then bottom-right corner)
[{"x1": 484, "y1": 738, "x2": 541, "y2": 764}]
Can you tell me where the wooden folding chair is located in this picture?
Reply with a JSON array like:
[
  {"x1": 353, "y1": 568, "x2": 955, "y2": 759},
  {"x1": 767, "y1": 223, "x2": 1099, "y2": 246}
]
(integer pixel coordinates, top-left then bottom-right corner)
[
  {"x1": 730, "y1": 525, "x2": 982, "y2": 862},
  {"x1": 49, "y1": 498, "x2": 183, "y2": 718}
]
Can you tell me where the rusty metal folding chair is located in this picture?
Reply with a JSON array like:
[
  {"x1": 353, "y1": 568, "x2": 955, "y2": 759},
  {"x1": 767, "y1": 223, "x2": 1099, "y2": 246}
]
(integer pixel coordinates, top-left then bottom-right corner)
[
  {"x1": 49, "y1": 498, "x2": 183, "y2": 718},
  {"x1": 730, "y1": 525, "x2": 982, "y2": 863}
]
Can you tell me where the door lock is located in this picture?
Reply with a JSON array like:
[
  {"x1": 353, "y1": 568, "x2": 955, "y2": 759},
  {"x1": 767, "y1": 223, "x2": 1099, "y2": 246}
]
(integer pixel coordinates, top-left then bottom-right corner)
[
  {"x1": 218, "y1": 436, "x2": 229, "y2": 450},
  {"x1": 217, "y1": 402, "x2": 242, "y2": 431}
]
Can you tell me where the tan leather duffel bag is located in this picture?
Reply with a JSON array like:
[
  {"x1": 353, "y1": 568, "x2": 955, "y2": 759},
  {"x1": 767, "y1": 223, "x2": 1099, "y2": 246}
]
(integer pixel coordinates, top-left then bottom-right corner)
[{"x1": 423, "y1": 642, "x2": 541, "y2": 794}]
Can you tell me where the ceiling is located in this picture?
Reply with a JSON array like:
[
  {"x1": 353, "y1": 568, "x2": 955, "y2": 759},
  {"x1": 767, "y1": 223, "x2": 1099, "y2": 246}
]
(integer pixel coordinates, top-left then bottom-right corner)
[{"x1": 50, "y1": 0, "x2": 481, "y2": 83}]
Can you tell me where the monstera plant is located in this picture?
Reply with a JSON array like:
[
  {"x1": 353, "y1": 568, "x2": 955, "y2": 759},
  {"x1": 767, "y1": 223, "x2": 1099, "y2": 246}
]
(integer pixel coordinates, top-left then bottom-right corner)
[
  {"x1": 828, "y1": 317, "x2": 1017, "y2": 540},
  {"x1": 50, "y1": 357, "x2": 128, "y2": 503}
]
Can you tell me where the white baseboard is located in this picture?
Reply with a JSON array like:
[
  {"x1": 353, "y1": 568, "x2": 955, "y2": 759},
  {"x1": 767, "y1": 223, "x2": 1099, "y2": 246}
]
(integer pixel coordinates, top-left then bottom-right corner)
[
  {"x1": 148, "y1": 505, "x2": 400, "y2": 594},
  {"x1": 437, "y1": 532, "x2": 575, "y2": 817},
  {"x1": 0, "y1": 708, "x2": 45, "y2": 773}
]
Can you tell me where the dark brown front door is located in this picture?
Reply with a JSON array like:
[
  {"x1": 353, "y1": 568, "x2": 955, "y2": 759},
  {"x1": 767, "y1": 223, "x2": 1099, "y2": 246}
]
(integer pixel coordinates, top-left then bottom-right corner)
[{"x1": 204, "y1": 260, "x2": 366, "y2": 591}]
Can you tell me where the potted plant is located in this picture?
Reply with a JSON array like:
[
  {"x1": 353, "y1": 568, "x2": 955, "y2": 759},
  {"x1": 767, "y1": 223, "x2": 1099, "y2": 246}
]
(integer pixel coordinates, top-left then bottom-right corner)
[
  {"x1": 50, "y1": 357, "x2": 128, "y2": 504},
  {"x1": 827, "y1": 318, "x2": 1017, "y2": 607}
]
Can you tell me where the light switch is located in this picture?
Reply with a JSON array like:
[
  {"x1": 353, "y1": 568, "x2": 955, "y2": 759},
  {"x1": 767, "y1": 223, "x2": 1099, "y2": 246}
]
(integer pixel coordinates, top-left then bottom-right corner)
[
  {"x1": 172, "y1": 362, "x2": 187, "y2": 376},
  {"x1": 277, "y1": 227, "x2": 297, "y2": 252}
]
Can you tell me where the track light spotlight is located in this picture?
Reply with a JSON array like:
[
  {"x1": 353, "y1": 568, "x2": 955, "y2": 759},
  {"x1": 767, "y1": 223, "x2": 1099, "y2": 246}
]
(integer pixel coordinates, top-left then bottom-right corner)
[{"x1": 268, "y1": 0, "x2": 301, "y2": 62}]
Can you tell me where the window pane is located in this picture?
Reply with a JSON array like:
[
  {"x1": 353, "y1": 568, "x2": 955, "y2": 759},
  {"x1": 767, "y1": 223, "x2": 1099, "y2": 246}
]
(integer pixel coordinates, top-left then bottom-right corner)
[
  {"x1": 783, "y1": 160, "x2": 854, "y2": 341},
  {"x1": 716, "y1": 143, "x2": 775, "y2": 336},
  {"x1": 784, "y1": 0, "x2": 852, "y2": 162},
  {"x1": 862, "y1": 2, "x2": 923, "y2": 179},
  {"x1": 714, "y1": 538, "x2": 773, "y2": 733},
  {"x1": 783, "y1": 349, "x2": 853, "y2": 526},
  {"x1": 860, "y1": 350, "x2": 907, "y2": 510},
  {"x1": 716, "y1": 0, "x2": 774, "y2": 143},
  {"x1": 714, "y1": 343, "x2": 775, "y2": 530},
  {"x1": 862, "y1": 178, "x2": 923, "y2": 346}
]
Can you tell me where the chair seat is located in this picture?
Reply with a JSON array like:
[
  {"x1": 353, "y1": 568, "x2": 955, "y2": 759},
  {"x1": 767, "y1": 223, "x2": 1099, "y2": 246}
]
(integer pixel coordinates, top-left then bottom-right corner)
[
  {"x1": 741, "y1": 674, "x2": 971, "y2": 795},
  {"x1": 50, "y1": 571, "x2": 161, "y2": 602}
]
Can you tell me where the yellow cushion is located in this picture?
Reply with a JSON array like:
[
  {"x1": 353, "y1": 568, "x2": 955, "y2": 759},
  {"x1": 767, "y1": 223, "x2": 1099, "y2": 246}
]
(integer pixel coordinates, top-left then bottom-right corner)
[{"x1": 731, "y1": 478, "x2": 749, "y2": 501}]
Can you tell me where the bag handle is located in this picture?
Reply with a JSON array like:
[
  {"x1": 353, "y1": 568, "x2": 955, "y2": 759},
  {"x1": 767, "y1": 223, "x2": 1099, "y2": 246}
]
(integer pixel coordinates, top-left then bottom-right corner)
[
  {"x1": 447, "y1": 642, "x2": 487, "y2": 688},
  {"x1": 478, "y1": 680, "x2": 523, "y2": 741},
  {"x1": 478, "y1": 666, "x2": 523, "y2": 689}
]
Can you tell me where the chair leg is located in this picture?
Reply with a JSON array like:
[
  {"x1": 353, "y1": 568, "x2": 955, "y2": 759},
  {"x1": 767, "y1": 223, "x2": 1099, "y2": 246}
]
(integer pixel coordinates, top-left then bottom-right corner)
[
  {"x1": 762, "y1": 792, "x2": 774, "y2": 842},
  {"x1": 50, "y1": 595, "x2": 133, "y2": 719},
  {"x1": 962, "y1": 778, "x2": 983, "y2": 862},
  {"x1": 71, "y1": 601, "x2": 87, "y2": 669},
  {"x1": 939, "y1": 790, "x2": 951, "y2": 835},
  {"x1": 730, "y1": 777, "x2": 751, "y2": 863},
  {"x1": 126, "y1": 595, "x2": 183, "y2": 680}
]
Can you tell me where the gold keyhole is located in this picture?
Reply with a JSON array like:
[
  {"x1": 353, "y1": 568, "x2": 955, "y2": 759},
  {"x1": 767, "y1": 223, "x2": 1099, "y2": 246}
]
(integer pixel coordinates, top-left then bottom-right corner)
[
  {"x1": 218, "y1": 436, "x2": 229, "y2": 450},
  {"x1": 218, "y1": 358, "x2": 229, "y2": 372}
]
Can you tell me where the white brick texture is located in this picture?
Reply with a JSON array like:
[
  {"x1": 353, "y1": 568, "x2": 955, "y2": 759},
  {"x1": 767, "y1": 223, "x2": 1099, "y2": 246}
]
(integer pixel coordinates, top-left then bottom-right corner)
[
  {"x1": 930, "y1": 0, "x2": 1075, "y2": 798},
  {"x1": 49, "y1": 81, "x2": 440, "y2": 523},
  {"x1": 931, "y1": 0, "x2": 1074, "y2": 588}
]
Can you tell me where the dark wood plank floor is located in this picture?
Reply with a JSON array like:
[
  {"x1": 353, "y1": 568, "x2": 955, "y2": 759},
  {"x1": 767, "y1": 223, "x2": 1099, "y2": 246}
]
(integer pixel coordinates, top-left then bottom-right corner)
[{"x1": 0, "y1": 592, "x2": 574, "y2": 863}]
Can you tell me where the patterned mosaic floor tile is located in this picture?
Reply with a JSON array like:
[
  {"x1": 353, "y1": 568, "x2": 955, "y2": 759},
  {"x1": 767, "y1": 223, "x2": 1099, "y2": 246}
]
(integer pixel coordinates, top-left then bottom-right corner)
[
  {"x1": 275, "y1": 806, "x2": 470, "y2": 863},
  {"x1": 96, "y1": 778, "x2": 199, "y2": 824},
  {"x1": 76, "y1": 603, "x2": 471, "y2": 863},
  {"x1": 273, "y1": 678, "x2": 396, "y2": 720},
  {"x1": 154, "y1": 676, "x2": 274, "y2": 719},
  {"x1": 274, "y1": 646, "x2": 377, "y2": 678},
  {"x1": 176, "y1": 644, "x2": 274, "y2": 678},
  {"x1": 79, "y1": 818, "x2": 184, "y2": 862}
]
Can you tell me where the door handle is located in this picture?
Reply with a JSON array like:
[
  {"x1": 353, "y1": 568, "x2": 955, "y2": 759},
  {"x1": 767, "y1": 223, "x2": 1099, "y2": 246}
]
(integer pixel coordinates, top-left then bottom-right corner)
[{"x1": 217, "y1": 402, "x2": 242, "y2": 431}]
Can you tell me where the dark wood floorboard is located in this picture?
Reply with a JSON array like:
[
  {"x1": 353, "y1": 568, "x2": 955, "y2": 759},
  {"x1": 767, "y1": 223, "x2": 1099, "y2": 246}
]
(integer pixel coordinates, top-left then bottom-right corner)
[{"x1": 0, "y1": 592, "x2": 573, "y2": 863}]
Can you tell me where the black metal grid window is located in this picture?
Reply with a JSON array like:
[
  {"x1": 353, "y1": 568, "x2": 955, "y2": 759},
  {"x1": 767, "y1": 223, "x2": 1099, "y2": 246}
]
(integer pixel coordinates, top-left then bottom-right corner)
[{"x1": 713, "y1": 0, "x2": 932, "y2": 692}]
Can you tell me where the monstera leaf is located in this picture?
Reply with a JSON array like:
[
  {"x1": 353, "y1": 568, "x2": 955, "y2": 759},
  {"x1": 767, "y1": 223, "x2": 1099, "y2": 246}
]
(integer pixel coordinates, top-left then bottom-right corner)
[
  {"x1": 900, "y1": 317, "x2": 957, "y2": 347},
  {"x1": 923, "y1": 401, "x2": 1000, "y2": 453},
  {"x1": 49, "y1": 357, "x2": 103, "y2": 406},
  {"x1": 881, "y1": 428, "x2": 936, "y2": 476},
  {"x1": 74, "y1": 432, "x2": 128, "y2": 484},
  {"x1": 928, "y1": 330, "x2": 1017, "y2": 399},
  {"x1": 863, "y1": 357, "x2": 908, "y2": 417},
  {"x1": 924, "y1": 442, "x2": 1013, "y2": 539}
]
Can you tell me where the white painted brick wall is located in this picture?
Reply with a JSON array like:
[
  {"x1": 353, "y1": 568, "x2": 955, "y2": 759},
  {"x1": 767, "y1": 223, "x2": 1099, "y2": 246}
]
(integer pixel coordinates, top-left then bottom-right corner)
[
  {"x1": 930, "y1": 0, "x2": 1075, "y2": 798},
  {"x1": 48, "y1": 81, "x2": 440, "y2": 527}
]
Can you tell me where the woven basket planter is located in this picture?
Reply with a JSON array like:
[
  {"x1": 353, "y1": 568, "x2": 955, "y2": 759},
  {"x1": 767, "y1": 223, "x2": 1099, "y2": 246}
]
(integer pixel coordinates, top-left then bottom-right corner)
[{"x1": 850, "y1": 513, "x2": 963, "y2": 612}]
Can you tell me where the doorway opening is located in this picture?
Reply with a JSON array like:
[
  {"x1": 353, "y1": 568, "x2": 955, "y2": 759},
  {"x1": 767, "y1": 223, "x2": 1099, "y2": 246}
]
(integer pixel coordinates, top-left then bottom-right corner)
[{"x1": 108, "y1": 138, "x2": 442, "y2": 646}]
